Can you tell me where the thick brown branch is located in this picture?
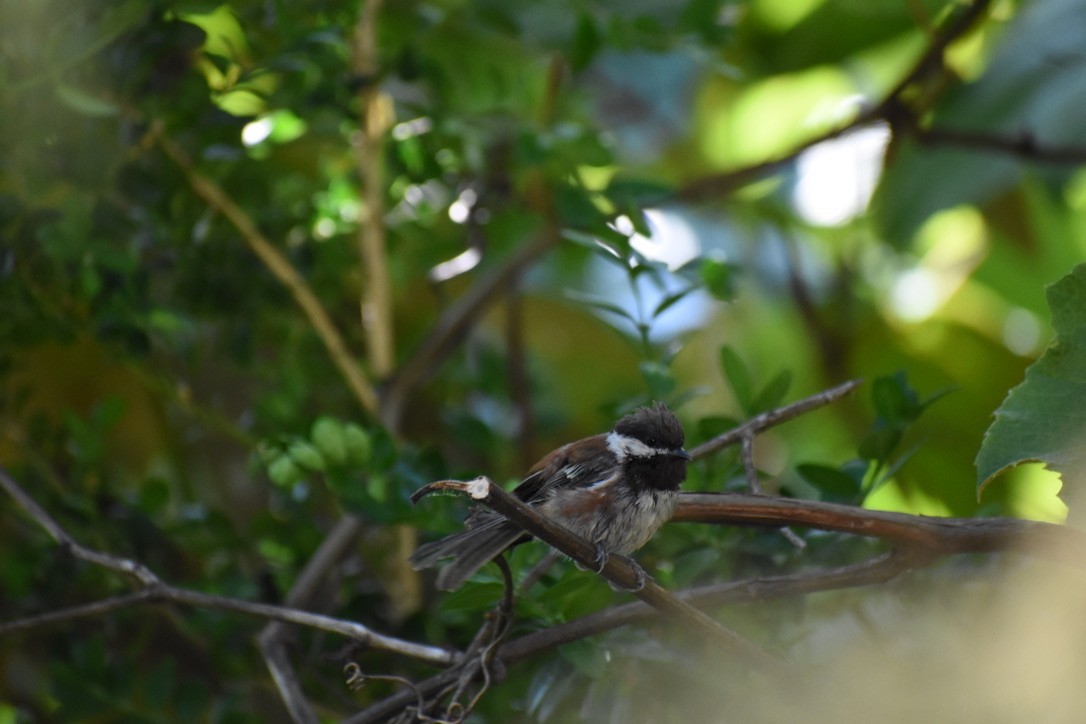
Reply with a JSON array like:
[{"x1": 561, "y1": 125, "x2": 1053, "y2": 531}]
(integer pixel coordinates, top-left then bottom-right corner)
[{"x1": 673, "y1": 493, "x2": 1086, "y2": 566}]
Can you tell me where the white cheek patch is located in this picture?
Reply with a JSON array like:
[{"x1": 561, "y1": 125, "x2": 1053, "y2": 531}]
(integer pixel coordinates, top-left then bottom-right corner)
[{"x1": 606, "y1": 431, "x2": 670, "y2": 461}]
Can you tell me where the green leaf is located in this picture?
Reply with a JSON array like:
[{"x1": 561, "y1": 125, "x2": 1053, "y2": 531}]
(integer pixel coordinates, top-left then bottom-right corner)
[
  {"x1": 439, "y1": 582, "x2": 507, "y2": 615},
  {"x1": 343, "y1": 423, "x2": 372, "y2": 466},
  {"x1": 751, "y1": 369, "x2": 792, "y2": 414},
  {"x1": 606, "y1": 178, "x2": 674, "y2": 208},
  {"x1": 639, "y1": 360, "x2": 676, "y2": 398},
  {"x1": 267, "y1": 455, "x2": 303, "y2": 487},
  {"x1": 977, "y1": 263, "x2": 1086, "y2": 497},
  {"x1": 872, "y1": 372, "x2": 919, "y2": 423},
  {"x1": 566, "y1": 290, "x2": 637, "y2": 324},
  {"x1": 287, "y1": 440, "x2": 325, "y2": 472},
  {"x1": 652, "y1": 286, "x2": 694, "y2": 319},
  {"x1": 858, "y1": 426, "x2": 901, "y2": 464},
  {"x1": 569, "y1": 12, "x2": 601, "y2": 72},
  {"x1": 311, "y1": 417, "x2": 347, "y2": 467},
  {"x1": 719, "y1": 346, "x2": 753, "y2": 414},
  {"x1": 797, "y1": 463, "x2": 862, "y2": 501},
  {"x1": 699, "y1": 258, "x2": 738, "y2": 301},
  {"x1": 366, "y1": 472, "x2": 388, "y2": 503},
  {"x1": 697, "y1": 415, "x2": 741, "y2": 440}
]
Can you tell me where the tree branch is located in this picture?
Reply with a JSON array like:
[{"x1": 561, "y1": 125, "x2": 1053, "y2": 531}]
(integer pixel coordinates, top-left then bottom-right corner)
[
  {"x1": 673, "y1": 493, "x2": 1086, "y2": 565},
  {"x1": 0, "y1": 468, "x2": 452, "y2": 665},
  {"x1": 677, "y1": 0, "x2": 1086, "y2": 201},
  {"x1": 157, "y1": 131, "x2": 380, "y2": 417},
  {"x1": 690, "y1": 379, "x2": 863, "y2": 459}
]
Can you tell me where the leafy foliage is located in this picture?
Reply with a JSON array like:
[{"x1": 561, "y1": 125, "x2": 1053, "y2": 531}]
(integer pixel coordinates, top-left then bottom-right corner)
[
  {"x1": 1, "y1": 0, "x2": 1084, "y2": 720},
  {"x1": 977, "y1": 263, "x2": 1086, "y2": 497}
]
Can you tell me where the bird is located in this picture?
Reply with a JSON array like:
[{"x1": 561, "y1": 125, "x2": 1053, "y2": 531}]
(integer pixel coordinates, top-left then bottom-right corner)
[{"x1": 410, "y1": 402, "x2": 691, "y2": 591}]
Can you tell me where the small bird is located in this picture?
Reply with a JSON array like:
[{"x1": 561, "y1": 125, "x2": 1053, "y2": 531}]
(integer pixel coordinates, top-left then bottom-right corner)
[{"x1": 411, "y1": 402, "x2": 691, "y2": 591}]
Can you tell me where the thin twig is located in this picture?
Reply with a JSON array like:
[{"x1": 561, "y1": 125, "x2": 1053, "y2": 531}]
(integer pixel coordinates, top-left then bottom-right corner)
[
  {"x1": 0, "y1": 467, "x2": 159, "y2": 586},
  {"x1": 915, "y1": 126, "x2": 1086, "y2": 163},
  {"x1": 691, "y1": 379, "x2": 863, "y2": 460},
  {"x1": 157, "y1": 131, "x2": 380, "y2": 416},
  {"x1": 740, "y1": 434, "x2": 762, "y2": 493},
  {"x1": 0, "y1": 468, "x2": 453, "y2": 664},
  {"x1": 256, "y1": 514, "x2": 366, "y2": 724},
  {"x1": 260, "y1": 635, "x2": 320, "y2": 724}
]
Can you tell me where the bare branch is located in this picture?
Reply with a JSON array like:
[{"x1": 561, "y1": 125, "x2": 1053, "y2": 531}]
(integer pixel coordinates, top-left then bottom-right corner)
[
  {"x1": 0, "y1": 467, "x2": 159, "y2": 586},
  {"x1": 0, "y1": 468, "x2": 453, "y2": 665},
  {"x1": 0, "y1": 591, "x2": 157, "y2": 636},
  {"x1": 690, "y1": 379, "x2": 863, "y2": 460},
  {"x1": 157, "y1": 131, "x2": 380, "y2": 417},
  {"x1": 673, "y1": 492, "x2": 1086, "y2": 566},
  {"x1": 914, "y1": 126, "x2": 1086, "y2": 164},
  {"x1": 260, "y1": 635, "x2": 320, "y2": 724}
]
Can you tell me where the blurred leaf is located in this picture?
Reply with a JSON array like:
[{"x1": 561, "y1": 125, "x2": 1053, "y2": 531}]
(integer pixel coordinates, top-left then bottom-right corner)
[
  {"x1": 559, "y1": 639, "x2": 609, "y2": 678},
  {"x1": 640, "y1": 360, "x2": 676, "y2": 398},
  {"x1": 287, "y1": 440, "x2": 325, "y2": 472},
  {"x1": 977, "y1": 263, "x2": 1086, "y2": 496},
  {"x1": 652, "y1": 286, "x2": 694, "y2": 318},
  {"x1": 267, "y1": 455, "x2": 303, "y2": 487},
  {"x1": 798, "y1": 463, "x2": 862, "y2": 502},
  {"x1": 343, "y1": 423, "x2": 372, "y2": 466},
  {"x1": 751, "y1": 369, "x2": 792, "y2": 414},
  {"x1": 566, "y1": 290, "x2": 637, "y2": 324},
  {"x1": 311, "y1": 417, "x2": 347, "y2": 467},
  {"x1": 699, "y1": 257, "x2": 738, "y2": 301},
  {"x1": 858, "y1": 426, "x2": 901, "y2": 464},
  {"x1": 570, "y1": 12, "x2": 602, "y2": 72},
  {"x1": 55, "y1": 84, "x2": 119, "y2": 117},
  {"x1": 697, "y1": 415, "x2": 741, "y2": 441},
  {"x1": 872, "y1": 372, "x2": 920, "y2": 424},
  {"x1": 719, "y1": 346, "x2": 753, "y2": 414}
]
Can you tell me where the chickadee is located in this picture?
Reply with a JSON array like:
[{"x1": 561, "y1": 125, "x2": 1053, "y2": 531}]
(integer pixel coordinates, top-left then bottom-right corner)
[{"x1": 411, "y1": 402, "x2": 691, "y2": 591}]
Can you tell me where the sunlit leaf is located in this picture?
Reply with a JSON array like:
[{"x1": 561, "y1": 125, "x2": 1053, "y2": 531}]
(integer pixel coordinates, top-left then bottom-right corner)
[{"x1": 977, "y1": 263, "x2": 1086, "y2": 497}]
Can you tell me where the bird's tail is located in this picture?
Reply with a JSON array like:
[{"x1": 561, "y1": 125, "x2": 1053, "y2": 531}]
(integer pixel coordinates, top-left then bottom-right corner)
[{"x1": 410, "y1": 520, "x2": 526, "y2": 591}]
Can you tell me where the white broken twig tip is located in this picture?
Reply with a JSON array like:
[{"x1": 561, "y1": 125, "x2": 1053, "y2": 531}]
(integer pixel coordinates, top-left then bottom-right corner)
[{"x1": 465, "y1": 476, "x2": 492, "y2": 499}]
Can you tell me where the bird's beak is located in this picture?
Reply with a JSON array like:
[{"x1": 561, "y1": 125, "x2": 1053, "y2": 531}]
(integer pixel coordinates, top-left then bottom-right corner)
[{"x1": 672, "y1": 449, "x2": 693, "y2": 461}]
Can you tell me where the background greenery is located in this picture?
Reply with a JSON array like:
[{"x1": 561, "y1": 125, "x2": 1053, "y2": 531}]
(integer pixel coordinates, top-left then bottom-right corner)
[{"x1": 2, "y1": 0, "x2": 1085, "y2": 720}]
